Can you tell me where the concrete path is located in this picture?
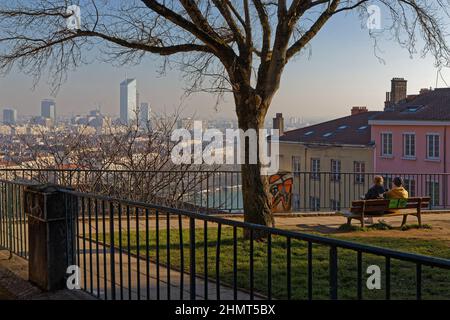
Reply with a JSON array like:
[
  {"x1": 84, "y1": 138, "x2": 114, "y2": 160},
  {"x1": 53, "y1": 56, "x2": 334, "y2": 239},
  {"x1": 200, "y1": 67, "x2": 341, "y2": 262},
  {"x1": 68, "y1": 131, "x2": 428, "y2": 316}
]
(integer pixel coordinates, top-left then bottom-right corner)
[
  {"x1": 0, "y1": 250, "x2": 94, "y2": 300},
  {"x1": 78, "y1": 240, "x2": 258, "y2": 300}
]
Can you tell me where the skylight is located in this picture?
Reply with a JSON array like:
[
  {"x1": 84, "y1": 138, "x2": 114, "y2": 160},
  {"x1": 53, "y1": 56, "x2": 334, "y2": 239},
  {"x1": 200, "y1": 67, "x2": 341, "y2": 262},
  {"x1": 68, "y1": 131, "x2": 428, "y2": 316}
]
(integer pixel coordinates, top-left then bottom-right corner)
[
  {"x1": 402, "y1": 105, "x2": 423, "y2": 113},
  {"x1": 358, "y1": 126, "x2": 368, "y2": 130},
  {"x1": 338, "y1": 125, "x2": 348, "y2": 130},
  {"x1": 304, "y1": 131, "x2": 314, "y2": 136},
  {"x1": 323, "y1": 132, "x2": 333, "y2": 137}
]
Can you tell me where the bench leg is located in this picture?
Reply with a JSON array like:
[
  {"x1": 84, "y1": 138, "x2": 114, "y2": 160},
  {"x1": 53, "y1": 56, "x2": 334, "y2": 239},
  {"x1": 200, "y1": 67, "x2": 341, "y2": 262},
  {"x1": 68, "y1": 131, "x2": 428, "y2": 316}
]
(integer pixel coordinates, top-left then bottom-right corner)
[
  {"x1": 401, "y1": 215, "x2": 408, "y2": 227},
  {"x1": 417, "y1": 213, "x2": 422, "y2": 228},
  {"x1": 361, "y1": 217, "x2": 365, "y2": 228},
  {"x1": 347, "y1": 217, "x2": 352, "y2": 226}
]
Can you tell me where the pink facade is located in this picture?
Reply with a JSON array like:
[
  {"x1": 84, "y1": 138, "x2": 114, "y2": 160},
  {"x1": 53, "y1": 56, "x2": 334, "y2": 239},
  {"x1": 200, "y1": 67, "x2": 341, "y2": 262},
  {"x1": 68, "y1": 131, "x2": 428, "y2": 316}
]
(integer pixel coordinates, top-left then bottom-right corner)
[
  {"x1": 371, "y1": 123, "x2": 449, "y2": 173},
  {"x1": 370, "y1": 121, "x2": 450, "y2": 207}
]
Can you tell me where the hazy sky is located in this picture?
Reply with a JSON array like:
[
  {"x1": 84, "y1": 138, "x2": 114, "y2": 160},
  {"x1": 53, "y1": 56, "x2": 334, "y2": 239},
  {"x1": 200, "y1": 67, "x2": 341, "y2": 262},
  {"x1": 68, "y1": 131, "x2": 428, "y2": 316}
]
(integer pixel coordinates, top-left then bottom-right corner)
[{"x1": 0, "y1": 8, "x2": 448, "y2": 122}]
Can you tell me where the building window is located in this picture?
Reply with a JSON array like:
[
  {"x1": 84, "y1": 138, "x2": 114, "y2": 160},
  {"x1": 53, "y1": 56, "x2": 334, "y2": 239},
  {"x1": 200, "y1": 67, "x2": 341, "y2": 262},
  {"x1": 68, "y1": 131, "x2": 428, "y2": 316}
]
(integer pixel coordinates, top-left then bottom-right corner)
[
  {"x1": 309, "y1": 196, "x2": 320, "y2": 211},
  {"x1": 404, "y1": 179, "x2": 416, "y2": 197},
  {"x1": 381, "y1": 133, "x2": 393, "y2": 156},
  {"x1": 426, "y1": 134, "x2": 440, "y2": 160},
  {"x1": 330, "y1": 199, "x2": 341, "y2": 211},
  {"x1": 403, "y1": 133, "x2": 416, "y2": 158},
  {"x1": 311, "y1": 158, "x2": 320, "y2": 180},
  {"x1": 292, "y1": 156, "x2": 301, "y2": 174},
  {"x1": 354, "y1": 161, "x2": 365, "y2": 184},
  {"x1": 331, "y1": 159, "x2": 341, "y2": 181},
  {"x1": 426, "y1": 181, "x2": 440, "y2": 207}
]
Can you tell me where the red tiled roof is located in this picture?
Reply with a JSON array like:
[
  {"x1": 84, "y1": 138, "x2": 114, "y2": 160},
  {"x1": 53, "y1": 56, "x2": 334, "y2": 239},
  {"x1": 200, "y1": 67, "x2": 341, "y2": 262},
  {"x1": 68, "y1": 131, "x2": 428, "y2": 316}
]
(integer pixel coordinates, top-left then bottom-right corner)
[
  {"x1": 373, "y1": 88, "x2": 450, "y2": 121},
  {"x1": 280, "y1": 111, "x2": 380, "y2": 146}
]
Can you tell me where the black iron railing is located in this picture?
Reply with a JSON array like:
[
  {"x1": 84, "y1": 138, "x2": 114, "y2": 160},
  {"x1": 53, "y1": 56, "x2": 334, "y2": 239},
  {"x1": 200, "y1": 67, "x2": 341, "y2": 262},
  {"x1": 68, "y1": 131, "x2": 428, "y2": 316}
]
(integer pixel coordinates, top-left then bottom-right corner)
[
  {"x1": 0, "y1": 179, "x2": 29, "y2": 259},
  {"x1": 1, "y1": 169, "x2": 449, "y2": 213},
  {"x1": 1, "y1": 178, "x2": 450, "y2": 300},
  {"x1": 65, "y1": 189, "x2": 450, "y2": 300}
]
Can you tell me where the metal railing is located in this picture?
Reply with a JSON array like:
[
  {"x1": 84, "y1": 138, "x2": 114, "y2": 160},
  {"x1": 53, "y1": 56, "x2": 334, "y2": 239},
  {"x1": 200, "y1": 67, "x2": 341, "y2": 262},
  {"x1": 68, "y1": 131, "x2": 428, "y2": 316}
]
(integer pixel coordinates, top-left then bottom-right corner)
[
  {"x1": 1, "y1": 169, "x2": 449, "y2": 213},
  {"x1": 66, "y1": 189, "x2": 450, "y2": 300},
  {"x1": 0, "y1": 180, "x2": 29, "y2": 259},
  {"x1": 1, "y1": 178, "x2": 450, "y2": 300}
]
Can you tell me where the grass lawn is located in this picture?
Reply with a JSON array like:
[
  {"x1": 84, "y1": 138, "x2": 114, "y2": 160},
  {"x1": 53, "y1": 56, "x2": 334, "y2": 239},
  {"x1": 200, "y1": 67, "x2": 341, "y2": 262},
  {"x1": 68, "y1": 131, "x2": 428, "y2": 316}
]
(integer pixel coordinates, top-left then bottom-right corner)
[{"x1": 103, "y1": 226, "x2": 450, "y2": 300}]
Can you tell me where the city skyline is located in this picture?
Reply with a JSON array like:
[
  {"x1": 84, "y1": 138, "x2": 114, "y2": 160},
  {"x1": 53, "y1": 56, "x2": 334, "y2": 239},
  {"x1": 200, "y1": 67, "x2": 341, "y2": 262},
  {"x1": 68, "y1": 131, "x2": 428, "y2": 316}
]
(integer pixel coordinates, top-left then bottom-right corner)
[{"x1": 0, "y1": 10, "x2": 449, "y2": 121}]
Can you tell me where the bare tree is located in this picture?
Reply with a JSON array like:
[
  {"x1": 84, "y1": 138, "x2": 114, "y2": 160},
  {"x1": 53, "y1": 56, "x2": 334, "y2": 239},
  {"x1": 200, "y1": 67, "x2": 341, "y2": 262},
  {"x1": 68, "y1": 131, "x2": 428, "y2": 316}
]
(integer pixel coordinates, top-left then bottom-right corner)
[{"x1": 1, "y1": 1, "x2": 450, "y2": 228}]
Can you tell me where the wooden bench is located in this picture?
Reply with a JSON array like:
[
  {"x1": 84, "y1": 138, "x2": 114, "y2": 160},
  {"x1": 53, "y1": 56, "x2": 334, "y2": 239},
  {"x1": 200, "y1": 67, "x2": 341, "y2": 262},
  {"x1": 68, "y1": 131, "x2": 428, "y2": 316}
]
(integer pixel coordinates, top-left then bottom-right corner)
[{"x1": 337, "y1": 197, "x2": 430, "y2": 228}]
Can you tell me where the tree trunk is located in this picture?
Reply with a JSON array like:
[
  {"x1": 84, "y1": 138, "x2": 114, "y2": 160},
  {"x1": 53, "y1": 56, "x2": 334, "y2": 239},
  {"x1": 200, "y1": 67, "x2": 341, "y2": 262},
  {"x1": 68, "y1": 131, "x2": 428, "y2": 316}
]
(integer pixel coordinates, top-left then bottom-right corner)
[
  {"x1": 241, "y1": 163, "x2": 274, "y2": 227},
  {"x1": 235, "y1": 91, "x2": 275, "y2": 234}
]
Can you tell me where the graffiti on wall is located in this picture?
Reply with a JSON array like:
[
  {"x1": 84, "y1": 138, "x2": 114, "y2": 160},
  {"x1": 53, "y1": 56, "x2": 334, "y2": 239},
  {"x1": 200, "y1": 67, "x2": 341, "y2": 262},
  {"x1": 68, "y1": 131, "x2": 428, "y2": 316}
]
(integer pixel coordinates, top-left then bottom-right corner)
[{"x1": 269, "y1": 172, "x2": 293, "y2": 213}]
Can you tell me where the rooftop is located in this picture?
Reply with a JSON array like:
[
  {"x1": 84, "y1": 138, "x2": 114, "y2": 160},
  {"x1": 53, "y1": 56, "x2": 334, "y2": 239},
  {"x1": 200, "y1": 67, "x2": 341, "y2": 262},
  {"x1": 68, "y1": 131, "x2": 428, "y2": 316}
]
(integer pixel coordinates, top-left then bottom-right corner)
[
  {"x1": 374, "y1": 87, "x2": 450, "y2": 121},
  {"x1": 280, "y1": 111, "x2": 380, "y2": 146}
]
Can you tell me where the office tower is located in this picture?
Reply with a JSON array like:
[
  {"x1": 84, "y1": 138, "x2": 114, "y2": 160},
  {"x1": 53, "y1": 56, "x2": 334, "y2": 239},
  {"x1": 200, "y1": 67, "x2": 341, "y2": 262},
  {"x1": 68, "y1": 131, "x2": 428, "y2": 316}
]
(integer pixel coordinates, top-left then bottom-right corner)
[
  {"x1": 139, "y1": 102, "x2": 151, "y2": 126},
  {"x1": 120, "y1": 79, "x2": 137, "y2": 124},
  {"x1": 3, "y1": 108, "x2": 17, "y2": 125},
  {"x1": 41, "y1": 99, "x2": 56, "y2": 119}
]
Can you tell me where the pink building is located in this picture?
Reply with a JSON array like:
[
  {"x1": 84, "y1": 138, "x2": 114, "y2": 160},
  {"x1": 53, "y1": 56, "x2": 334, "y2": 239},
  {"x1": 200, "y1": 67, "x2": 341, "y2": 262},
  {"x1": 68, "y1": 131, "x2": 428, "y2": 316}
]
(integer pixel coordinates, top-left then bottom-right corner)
[{"x1": 370, "y1": 87, "x2": 450, "y2": 207}]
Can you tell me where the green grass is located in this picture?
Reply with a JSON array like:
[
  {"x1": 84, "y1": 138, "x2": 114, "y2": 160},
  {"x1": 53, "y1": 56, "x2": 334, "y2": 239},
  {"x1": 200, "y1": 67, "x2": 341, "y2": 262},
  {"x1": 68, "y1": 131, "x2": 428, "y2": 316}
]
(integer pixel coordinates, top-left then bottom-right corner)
[{"x1": 104, "y1": 227, "x2": 450, "y2": 300}]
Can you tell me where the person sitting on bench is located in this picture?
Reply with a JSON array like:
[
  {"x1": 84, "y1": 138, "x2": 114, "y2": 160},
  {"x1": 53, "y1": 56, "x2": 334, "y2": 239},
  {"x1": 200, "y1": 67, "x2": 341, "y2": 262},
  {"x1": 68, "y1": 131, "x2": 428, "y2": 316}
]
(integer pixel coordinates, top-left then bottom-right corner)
[
  {"x1": 365, "y1": 175, "x2": 386, "y2": 200},
  {"x1": 385, "y1": 177, "x2": 408, "y2": 200}
]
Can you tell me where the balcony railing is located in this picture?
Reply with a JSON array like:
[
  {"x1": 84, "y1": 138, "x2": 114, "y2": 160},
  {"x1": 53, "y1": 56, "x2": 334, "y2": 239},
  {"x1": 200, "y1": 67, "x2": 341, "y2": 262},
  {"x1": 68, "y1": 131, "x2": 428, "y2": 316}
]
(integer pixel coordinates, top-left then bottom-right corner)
[{"x1": 0, "y1": 169, "x2": 449, "y2": 213}]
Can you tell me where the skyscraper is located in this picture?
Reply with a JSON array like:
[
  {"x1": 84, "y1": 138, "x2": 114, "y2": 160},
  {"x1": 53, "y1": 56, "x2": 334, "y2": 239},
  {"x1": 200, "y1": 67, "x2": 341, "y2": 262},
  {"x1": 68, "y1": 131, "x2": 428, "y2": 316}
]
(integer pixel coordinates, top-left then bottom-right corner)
[
  {"x1": 2, "y1": 108, "x2": 17, "y2": 125},
  {"x1": 120, "y1": 79, "x2": 137, "y2": 124},
  {"x1": 139, "y1": 102, "x2": 151, "y2": 127},
  {"x1": 41, "y1": 99, "x2": 56, "y2": 120}
]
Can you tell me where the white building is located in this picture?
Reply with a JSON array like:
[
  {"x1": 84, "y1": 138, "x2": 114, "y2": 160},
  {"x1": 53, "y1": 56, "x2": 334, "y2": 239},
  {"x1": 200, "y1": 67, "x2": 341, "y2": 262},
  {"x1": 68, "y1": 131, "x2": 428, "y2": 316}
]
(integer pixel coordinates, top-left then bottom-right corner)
[{"x1": 120, "y1": 79, "x2": 137, "y2": 124}]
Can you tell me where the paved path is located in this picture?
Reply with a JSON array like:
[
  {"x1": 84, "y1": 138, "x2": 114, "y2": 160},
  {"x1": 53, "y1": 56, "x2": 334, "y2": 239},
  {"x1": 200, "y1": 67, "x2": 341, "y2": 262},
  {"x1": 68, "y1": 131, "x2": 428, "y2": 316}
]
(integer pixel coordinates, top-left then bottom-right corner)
[
  {"x1": 78, "y1": 241, "x2": 258, "y2": 300},
  {"x1": 0, "y1": 250, "x2": 94, "y2": 300}
]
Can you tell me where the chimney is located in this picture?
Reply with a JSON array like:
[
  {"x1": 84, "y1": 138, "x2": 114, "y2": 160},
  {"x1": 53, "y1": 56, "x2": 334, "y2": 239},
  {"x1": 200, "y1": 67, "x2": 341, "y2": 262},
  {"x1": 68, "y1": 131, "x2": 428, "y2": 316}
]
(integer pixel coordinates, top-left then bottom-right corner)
[
  {"x1": 419, "y1": 88, "x2": 431, "y2": 95},
  {"x1": 273, "y1": 113, "x2": 284, "y2": 136},
  {"x1": 390, "y1": 77, "x2": 407, "y2": 105},
  {"x1": 351, "y1": 106, "x2": 368, "y2": 116}
]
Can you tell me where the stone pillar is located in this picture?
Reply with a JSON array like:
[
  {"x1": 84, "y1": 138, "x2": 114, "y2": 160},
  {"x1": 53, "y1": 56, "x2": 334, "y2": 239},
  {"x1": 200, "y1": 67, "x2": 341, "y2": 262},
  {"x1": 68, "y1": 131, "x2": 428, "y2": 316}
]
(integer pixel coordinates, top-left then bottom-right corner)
[{"x1": 24, "y1": 184, "x2": 76, "y2": 291}]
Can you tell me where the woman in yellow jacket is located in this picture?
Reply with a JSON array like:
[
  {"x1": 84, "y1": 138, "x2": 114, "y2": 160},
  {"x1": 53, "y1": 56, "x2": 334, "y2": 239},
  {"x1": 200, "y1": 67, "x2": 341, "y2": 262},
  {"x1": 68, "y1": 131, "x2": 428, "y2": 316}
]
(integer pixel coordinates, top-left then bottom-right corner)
[{"x1": 385, "y1": 177, "x2": 409, "y2": 199}]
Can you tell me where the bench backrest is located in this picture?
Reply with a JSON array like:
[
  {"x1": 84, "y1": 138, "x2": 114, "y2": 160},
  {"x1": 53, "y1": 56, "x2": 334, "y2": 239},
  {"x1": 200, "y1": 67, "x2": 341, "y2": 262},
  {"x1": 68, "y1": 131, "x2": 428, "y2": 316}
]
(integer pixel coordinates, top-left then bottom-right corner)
[{"x1": 350, "y1": 197, "x2": 430, "y2": 213}]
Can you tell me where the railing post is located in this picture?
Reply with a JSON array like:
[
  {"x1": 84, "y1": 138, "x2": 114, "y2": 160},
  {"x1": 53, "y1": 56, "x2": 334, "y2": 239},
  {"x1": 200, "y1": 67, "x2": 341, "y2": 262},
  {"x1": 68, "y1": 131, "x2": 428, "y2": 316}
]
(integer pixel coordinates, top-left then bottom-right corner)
[
  {"x1": 24, "y1": 184, "x2": 75, "y2": 291},
  {"x1": 189, "y1": 217, "x2": 196, "y2": 300}
]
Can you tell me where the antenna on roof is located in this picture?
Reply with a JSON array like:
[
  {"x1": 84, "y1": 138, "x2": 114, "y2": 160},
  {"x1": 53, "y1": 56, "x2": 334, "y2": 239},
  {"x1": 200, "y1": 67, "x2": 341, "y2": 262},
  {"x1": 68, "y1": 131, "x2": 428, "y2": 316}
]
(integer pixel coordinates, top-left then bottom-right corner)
[{"x1": 436, "y1": 68, "x2": 449, "y2": 88}]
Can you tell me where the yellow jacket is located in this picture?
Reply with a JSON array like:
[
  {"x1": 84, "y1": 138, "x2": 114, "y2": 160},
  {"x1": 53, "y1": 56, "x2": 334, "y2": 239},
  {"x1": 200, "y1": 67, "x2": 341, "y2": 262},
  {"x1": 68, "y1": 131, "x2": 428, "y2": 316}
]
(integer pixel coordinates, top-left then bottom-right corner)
[{"x1": 385, "y1": 187, "x2": 409, "y2": 199}]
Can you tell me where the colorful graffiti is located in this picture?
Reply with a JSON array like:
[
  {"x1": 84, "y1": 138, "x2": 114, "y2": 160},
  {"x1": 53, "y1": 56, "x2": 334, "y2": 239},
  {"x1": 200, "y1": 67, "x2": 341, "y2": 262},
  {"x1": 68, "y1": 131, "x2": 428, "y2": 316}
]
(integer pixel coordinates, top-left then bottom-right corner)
[{"x1": 269, "y1": 173, "x2": 293, "y2": 213}]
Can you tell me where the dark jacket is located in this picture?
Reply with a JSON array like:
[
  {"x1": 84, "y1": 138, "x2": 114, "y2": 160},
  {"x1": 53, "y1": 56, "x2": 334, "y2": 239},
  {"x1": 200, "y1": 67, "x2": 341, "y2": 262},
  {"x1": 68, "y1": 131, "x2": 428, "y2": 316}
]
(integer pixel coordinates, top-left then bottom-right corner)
[{"x1": 365, "y1": 185, "x2": 386, "y2": 200}]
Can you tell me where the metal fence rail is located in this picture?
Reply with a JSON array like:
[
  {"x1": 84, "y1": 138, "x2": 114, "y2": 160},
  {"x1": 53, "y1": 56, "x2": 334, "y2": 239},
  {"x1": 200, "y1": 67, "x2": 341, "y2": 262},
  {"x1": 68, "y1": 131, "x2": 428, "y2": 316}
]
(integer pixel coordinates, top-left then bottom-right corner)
[
  {"x1": 0, "y1": 180, "x2": 29, "y2": 259},
  {"x1": 0, "y1": 178, "x2": 449, "y2": 300},
  {"x1": 65, "y1": 189, "x2": 450, "y2": 300},
  {"x1": 1, "y1": 169, "x2": 449, "y2": 213}
]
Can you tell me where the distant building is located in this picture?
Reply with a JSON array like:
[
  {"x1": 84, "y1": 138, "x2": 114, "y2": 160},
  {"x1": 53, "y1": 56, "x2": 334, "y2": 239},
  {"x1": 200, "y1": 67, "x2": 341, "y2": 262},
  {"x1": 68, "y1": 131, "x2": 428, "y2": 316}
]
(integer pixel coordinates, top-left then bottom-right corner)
[
  {"x1": 3, "y1": 108, "x2": 17, "y2": 125},
  {"x1": 41, "y1": 99, "x2": 56, "y2": 120},
  {"x1": 139, "y1": 102, "x2": 151, "y2": 127},
  {"x1": 71, "y1": 109, "x2": 111, "y2": 129},
  {"x1": 371, "y1": 87, "x2": 450, "y2": 207},
  {"x1": 278, "y1": 109, "x2": 379, "y2": 211},
  {"x1": 30, "y1": 116, "x2": 53, "y2": 127},
  {"x1": 120, "y1": 79, "x2": 137, "y2": 124}
]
